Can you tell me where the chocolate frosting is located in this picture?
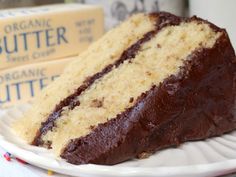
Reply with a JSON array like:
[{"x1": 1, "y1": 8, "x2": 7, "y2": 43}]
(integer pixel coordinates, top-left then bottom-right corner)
[{"x1": 60, "y1": 15, "x2": 236, "y2": 164}]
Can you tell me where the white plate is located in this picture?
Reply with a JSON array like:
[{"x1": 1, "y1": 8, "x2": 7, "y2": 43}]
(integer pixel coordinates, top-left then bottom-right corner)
[{"x1": 0, "y1": 104, "x2": 236, "y2": 177}]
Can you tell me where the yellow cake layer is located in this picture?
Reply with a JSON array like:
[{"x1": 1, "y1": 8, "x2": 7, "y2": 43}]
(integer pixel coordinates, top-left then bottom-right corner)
[
  {"x1": 41, "y1": 21, "x2": 221, "y2": 155},
  {"x1": 12, "y1": 14, "x2": 157, "y2": 143}
]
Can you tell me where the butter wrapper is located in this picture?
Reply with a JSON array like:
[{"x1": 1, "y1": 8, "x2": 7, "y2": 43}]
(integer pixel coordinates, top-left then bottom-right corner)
[
  {"x1": 0, "y1": 3, "x2": 104, "y2": 70},
  {"x1": 0, "y1": 58, "x2": 74, "y2": 108}
]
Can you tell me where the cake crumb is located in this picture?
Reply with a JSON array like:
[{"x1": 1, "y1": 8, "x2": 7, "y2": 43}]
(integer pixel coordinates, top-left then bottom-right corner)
[
  {"x1": 89, "y1": 125, "x2": 95, "y2": 130},
  {"x1": 146, "y1": 71, "x2": 152, "y2": 76},
  {"x1": 157, "y1": 43, "x2": 161, "y2": 48},
  {"x1": 91, "y1": 98, "x2": 104, "y2": 108},
  {"x1": 44, "y1": 141, "x2": 52, "y2": 149},
  {"x1": 129, "y1": 97, "x2": 134, "y2": 103},
  {"x1": 199, "y1": 42, "x2": 203, "y2": 46},
  {"x1": 137, "y1": 152, "x2": 152, "y2": 159}
]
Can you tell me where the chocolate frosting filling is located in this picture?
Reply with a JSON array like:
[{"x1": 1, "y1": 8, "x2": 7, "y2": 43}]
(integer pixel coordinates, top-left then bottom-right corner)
[
  {"x1": 60, "y1": 15, "x2": 236, "y2": 164},
  {"x1": 32, "y1": 12, "x2": 182, "y2": 146}
]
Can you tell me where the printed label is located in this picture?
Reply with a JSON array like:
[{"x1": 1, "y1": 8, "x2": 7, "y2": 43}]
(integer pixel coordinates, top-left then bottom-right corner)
[
  {"x1": 0, "y1": 4, "x2": 104, "y2": 69},
  {"x1": 0, "y1": 58, "x2": 74, "y2": 108}
]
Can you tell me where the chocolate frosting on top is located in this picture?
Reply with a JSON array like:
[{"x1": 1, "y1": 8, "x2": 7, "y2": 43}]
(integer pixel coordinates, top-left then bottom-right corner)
[{"x1": 60, "y1": 14, "x2": 236, "y2": 165}]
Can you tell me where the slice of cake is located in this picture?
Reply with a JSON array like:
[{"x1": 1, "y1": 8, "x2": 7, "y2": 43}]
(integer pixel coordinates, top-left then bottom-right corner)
[{"x1": 13, "y1": 12, "x2": 236, "y2": 165}]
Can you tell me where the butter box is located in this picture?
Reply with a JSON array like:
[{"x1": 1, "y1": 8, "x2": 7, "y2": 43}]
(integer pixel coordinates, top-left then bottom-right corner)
[
  {"x1": 0, "y1": 3, "x2": 104, "y2": 70},
  {"x1": 0, "y1": 57, "x2": 74, "y2": 108}
]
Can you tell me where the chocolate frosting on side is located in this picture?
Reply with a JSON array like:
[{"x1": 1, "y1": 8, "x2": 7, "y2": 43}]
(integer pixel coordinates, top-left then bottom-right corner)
[
  {"x1": 61, "y1": 30, "x2": 236, "y2": 165},
  {"x1": 32, "y1": 12, "x2": 182, "y2": 146}
]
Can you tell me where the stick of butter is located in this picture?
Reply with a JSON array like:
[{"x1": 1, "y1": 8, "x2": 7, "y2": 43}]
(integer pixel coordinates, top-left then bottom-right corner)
[
  {"x1": 0, "y1": 3, "x2": 104, "y2": 70},
  {"x1": 0, "y1": 58, "x2": 74, "y2": 108}
]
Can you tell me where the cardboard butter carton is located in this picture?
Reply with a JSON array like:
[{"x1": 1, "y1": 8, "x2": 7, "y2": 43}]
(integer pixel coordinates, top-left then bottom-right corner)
[
  {"x1": 0, "y1": 3, "x2": 104, "y2": 70},
  {"x1": 0, "y1": 57, "x2": 75, "y2": 108}
]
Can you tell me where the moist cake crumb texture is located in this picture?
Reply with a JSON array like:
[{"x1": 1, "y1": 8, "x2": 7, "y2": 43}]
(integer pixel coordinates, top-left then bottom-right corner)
[{"x1": 13, "y1": 13, "x2": 156, "y2": 143}]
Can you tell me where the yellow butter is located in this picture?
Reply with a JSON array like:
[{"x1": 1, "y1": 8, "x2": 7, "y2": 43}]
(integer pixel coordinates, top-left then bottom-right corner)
[
  {"x1": 0, "y1": 3, "x2": 104, "y2": 70},
  {"x1": 0, "y1": 58, "x2": 75, "y2": 108}
]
